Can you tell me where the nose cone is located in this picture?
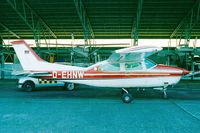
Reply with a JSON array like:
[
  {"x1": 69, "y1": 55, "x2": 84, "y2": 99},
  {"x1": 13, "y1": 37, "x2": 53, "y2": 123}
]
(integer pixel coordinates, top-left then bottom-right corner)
[
  {"x1": 182, "y1": 69, "x2": 190, "y2": 75},
  {"x1": 155, "y1": 65, "x2": 190, "y2": 75}
]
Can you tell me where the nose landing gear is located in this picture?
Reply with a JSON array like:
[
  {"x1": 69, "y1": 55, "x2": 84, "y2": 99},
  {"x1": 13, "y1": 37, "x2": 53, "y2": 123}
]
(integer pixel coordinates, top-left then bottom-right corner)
[{"x1": 121, "y1": 88, "x2": 133, "y2": 103}]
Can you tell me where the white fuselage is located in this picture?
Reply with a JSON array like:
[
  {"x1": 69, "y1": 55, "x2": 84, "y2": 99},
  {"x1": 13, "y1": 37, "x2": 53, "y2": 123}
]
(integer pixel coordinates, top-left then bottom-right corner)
[{"x1": 59, "y1": 76, "x2": 181, "y2": 88}]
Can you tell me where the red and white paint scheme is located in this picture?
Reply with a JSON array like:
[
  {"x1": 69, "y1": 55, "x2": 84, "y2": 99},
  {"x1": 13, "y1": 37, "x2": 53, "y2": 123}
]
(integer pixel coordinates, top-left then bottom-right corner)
[{"x1": 12, "y1": 40, "x2": 189, "y2": 103}]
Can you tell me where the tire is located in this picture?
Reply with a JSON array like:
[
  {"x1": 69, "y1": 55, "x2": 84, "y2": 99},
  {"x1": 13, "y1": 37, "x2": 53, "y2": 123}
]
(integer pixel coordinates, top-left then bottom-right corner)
[
  {"x1": 22, "y1": 81, "x2": 35, "y2": 92},
  {"x1": 64, "y1": 83, "x2": 75, "y2": 91},
  {"x1": 162, "y1": 93, "x2": 168, "y2": 99},
  {"x1": 122, "y1": 93, "x2": 133, "y2": 103}
]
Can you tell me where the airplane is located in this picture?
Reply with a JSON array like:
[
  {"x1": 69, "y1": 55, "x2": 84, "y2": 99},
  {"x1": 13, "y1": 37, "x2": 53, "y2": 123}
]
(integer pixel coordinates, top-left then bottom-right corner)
[{"x1": 11, "y1": 40, "x2": 190, "y2": 103}]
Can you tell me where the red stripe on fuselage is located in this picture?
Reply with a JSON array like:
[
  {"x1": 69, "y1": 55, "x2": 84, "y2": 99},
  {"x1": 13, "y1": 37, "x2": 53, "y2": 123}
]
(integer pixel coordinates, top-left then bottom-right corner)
[{"x1": 36, "y1": 71, "x2": 182, "y2": 79}]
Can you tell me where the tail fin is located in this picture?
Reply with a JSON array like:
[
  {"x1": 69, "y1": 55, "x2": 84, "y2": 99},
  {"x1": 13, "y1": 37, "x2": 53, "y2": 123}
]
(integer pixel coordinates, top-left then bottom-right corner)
[
  {"x1": 12, "y1": 40, "x2": 84, "y2": 71},
  {"x1": 11, "y1": 40, "x2": 45, "y2": 71}
]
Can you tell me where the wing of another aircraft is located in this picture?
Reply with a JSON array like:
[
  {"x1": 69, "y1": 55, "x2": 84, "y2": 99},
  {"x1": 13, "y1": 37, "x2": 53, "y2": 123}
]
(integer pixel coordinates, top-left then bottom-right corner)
[
  {"x1": 108, "y1": 46, "x2": 162, "y2": 63},
  {"x1": 185, "y1": 71, "x2": 200, "y2": 77},
  {"x1": 12, "y1": 71, "x2": 51, "y2": 77},
  {"x1": 0, "y1": 67, "x2": 50, "y2": 77}
]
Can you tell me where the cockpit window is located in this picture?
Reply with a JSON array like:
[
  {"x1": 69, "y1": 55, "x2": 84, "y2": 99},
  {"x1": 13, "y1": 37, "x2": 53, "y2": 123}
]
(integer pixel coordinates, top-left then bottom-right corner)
[
  {"x1": 145, "y1": 59, "x2": 156, "y2": 69},
  {"x1": 108, "y1": 53, "x2": 120, "y2": 62},
  {"x1": 99, "y1": 63, "x2": 120, "y2": 72},
  {"x1": 124, "y1": 53, "x2": 142, "y2": 62},
  {"x1": 108, "y1": 52, "x2": 142, "y2": 63},
  {"x1": 125, "y1": 62, "x2": 142, "y2": 71}
]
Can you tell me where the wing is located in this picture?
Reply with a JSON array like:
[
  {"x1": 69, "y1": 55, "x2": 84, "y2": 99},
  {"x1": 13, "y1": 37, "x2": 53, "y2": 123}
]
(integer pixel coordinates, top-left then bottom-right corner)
[
  {"x1": 108, "y1": 46, "x2": 162, "y2": 62},
  {"x1": 115, "y1": 46, "x2": 162, "y2": 54}
]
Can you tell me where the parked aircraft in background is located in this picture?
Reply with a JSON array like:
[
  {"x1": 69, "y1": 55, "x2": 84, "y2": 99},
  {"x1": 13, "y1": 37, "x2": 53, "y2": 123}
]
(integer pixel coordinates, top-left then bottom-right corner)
[{"x1": 12, "y1": 40, "x2": 189, "y2": 103}]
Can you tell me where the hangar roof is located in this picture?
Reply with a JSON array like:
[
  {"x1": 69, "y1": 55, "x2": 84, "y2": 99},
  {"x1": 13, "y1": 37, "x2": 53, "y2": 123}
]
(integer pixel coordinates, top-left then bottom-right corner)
[{"x1": 0, "y1": 0, "x2": 199, "y2": 39}]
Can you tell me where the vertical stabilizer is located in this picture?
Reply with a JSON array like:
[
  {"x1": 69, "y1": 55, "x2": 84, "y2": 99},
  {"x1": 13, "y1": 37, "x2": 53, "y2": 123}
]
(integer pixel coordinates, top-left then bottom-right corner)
[
  {"x1": 11, "y1": 40, "x2": 44, "y2": 71},
  {"x1": 11, "y1": 40, "x2": 83, "y2": 71}
]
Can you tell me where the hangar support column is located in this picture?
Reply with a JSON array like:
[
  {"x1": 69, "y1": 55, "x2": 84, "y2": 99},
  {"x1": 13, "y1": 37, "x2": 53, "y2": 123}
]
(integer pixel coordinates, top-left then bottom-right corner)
[
  {"x1": 73, "y1": 0, "x2": 95, "y2": 46},
  {"x1": 0, "y1": 23, "x2": 20, "y2": 39},
  {"x1": 131, "y1": 0, "x2": 143, "y2": 46},
  {"x1": 169, "y1": 0, "x2": 200, "y2": 70},
  {"x1": 6, "y1": 0, "x2": 57, "y2": 53},
  {"x1": 0, "y1": 37, "x2": 4, "y2": 79},
  {"x1": 73, "y1": 0, "x2": 97, "y2": 63},
  {"x1": 170, "y1": 0, "x2": 200, "y2": 46}
]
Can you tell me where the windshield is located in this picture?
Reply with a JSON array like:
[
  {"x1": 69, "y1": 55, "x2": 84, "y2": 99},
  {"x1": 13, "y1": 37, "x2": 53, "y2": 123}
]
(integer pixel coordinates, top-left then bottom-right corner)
[{"x1": 145, "y1": 59, "x2": 156, "y2": 69}]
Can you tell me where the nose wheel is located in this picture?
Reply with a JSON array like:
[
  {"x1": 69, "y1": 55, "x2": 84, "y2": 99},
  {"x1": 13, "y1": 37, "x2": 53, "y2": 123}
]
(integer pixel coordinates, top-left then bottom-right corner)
[{"x1": 121, "y1": 88, "x2": 133, "y2": 103}]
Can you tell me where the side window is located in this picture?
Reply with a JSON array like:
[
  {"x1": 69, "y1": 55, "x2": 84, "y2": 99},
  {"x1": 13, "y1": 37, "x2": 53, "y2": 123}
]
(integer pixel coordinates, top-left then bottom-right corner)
[
  {"x1": 99, "y1": 63, "x2": 120, "y2": 72},
  {"x1": 145, "y1": 60, "x2": 156, "y2": 69},
  {"x1": 125, "y1": 62, "x2": 142, "y2": 71}
]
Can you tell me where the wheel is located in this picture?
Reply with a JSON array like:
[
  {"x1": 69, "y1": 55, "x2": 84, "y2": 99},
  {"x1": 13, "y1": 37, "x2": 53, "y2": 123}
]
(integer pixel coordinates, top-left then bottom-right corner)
[
  {"x1": 64, "y1": 83, "x2": 75, "y2": 91},
  {"x1": 162, "y1": 92, "x2": 168, "y2": 99},
  {"x1": 122, "y1": 93, "x2": 133, "y2": 103},
  {"x1": 22, "y1": 81, "x2": 35, "y2": 92}
]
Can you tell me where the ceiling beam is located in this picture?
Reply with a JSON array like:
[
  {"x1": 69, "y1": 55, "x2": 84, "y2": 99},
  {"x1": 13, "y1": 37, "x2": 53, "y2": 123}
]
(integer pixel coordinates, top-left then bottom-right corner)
[
  {"x1": 131, "y1": 0, "x2": 143, "y2": 46},
  {"x1": 73, "y1": 0, "x2": 94, "y2": 44},
  {"x1": 6, "y1": 0, "x2": 57, "y2": 40},
  {"x1": 0, "y1": 23, "x2": 20, "y2": 39},
  {"x1": 170, "y1": 0, "x2": 200, "y2": 39}
]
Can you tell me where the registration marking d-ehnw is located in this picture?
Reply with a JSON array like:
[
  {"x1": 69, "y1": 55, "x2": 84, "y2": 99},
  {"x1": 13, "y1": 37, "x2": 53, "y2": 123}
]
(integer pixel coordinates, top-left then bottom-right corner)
[{"x1": 52, "y1": 71, "x2": 84, "y2": 79}]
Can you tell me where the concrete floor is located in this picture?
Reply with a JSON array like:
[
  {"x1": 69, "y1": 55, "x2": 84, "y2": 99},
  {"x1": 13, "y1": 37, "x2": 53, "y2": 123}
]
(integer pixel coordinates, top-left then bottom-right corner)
[{"x1": 0, "y1": 80, "x2": 200, "y2": 133}]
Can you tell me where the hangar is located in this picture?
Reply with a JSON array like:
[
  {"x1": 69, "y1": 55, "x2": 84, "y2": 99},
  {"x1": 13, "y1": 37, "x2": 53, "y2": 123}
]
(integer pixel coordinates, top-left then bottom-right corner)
[{"x1": 0, "y1": 0, "x2": 200, "y2": 132}]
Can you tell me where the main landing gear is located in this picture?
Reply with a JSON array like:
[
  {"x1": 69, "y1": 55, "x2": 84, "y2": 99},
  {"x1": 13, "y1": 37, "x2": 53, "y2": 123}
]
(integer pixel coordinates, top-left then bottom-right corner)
[
  {"x1": 121, "y1": 88, "x2": 133, "y2": 103},
  {"x1": 22, "y1": 81, "x2": 35, "y2": 92},
  {"x1": 153, "y1": 86, "x2": 169, "y2": 99},
  {"x1": 121, "y1": 87, "x2": 168, "y2": 103},
  {"x1": 162, "y1": 87, "x2": 168, "y2": 99},
  {"x1": 64, "y1": 83, "x2": 75, "y2": 91}
]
